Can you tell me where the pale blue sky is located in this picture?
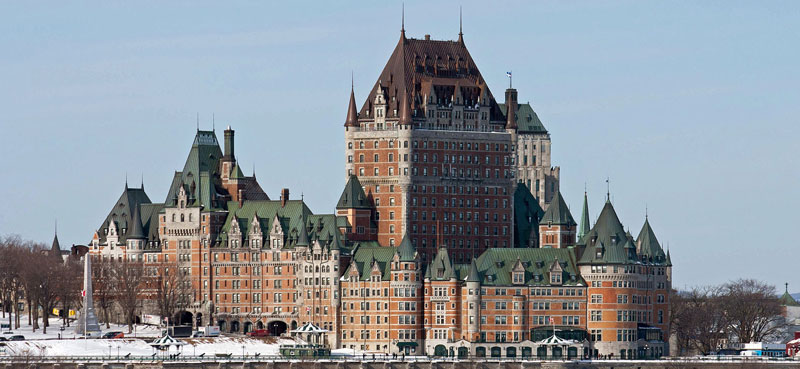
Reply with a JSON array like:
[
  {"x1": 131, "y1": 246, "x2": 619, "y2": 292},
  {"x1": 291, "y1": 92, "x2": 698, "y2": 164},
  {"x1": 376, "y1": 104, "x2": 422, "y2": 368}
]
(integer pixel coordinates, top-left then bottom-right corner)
[{"x1": 1, "y1": 1, "x2": 798, "y2": 290}]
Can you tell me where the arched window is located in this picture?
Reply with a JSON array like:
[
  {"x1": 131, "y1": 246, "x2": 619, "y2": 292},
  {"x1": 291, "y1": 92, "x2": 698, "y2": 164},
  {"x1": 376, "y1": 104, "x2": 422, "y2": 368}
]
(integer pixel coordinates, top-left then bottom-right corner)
[{"x1": 180, "y1": 214, "x2": 185, "y2": 222}]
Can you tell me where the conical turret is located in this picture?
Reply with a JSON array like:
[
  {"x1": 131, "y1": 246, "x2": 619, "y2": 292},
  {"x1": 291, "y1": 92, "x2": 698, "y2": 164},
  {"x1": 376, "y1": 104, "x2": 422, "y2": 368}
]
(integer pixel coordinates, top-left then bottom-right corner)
[
  {"x1": 466, "y1": 258, "x2": 481, "y2": 282},
  {"x1": 296, "y1": 218, "x2": 310, "y2": 247},
  {"x1": 128, "y1": 204, "x2": 146, "y2": 240},
  {"x1": 345, "y1": 85, "x2": 359, "y2": 127},
  {"x1": 396, "y1": 232, "x2": 416, "y2": 261},
  {"x1": 578, "y1": 192, "x2": 590, "y2": 241}
]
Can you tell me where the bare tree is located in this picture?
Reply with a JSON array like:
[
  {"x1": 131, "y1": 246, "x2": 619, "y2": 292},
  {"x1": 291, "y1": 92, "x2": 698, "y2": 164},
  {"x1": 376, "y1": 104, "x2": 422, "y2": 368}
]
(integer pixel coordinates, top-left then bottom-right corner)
[
  {"x1": 20, "y1": 246, "x2": 61, "y2": 334},
  {"x1": 113, "y1": 259, "x2": 145, "y2": 333},
  {"x1": 671, "y1": 286, "x2": 729, "y2": 355},
  {"x1": 56, "y1": 257, "x2": 82, "y2": 327},
  {"x1": 720, "y1": 278, "x2": 784, "y2": 343},
  {"x1": 92, "y1": 258, "x2": 116, "y2": 328},
  {"x1": 150, "y1": 262, "x2": 194, "y2": 324},
  {"x1": 0, "y1": 236, "x2": 24, "y2": 327}
]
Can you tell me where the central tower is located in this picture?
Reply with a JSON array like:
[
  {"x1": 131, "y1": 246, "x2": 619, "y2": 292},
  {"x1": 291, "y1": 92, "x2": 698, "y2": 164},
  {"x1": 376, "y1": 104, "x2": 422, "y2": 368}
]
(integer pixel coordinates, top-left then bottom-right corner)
[{"x1": 344, "y1": 28, "x2": 515, "y2": 263}]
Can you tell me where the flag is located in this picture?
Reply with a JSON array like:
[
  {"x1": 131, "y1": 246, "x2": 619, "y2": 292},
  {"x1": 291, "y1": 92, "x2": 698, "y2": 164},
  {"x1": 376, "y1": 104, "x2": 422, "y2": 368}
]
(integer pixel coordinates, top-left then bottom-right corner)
[
  {"x1": 81, "y1": 290, "x2": 86, "y2": 297},
  {"x1": 548, "y1": 317, "x2": 554, "y2": 324},
  {"x1": 506, "y1": 71, "x2": 512, "y2": 78}
]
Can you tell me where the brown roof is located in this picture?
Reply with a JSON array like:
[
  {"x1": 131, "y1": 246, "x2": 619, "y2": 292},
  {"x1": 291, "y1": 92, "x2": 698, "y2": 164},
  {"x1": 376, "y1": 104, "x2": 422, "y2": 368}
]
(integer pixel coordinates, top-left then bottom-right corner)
[{"x1": 357, "y1": 33, "x2": 506, "y2": 124}]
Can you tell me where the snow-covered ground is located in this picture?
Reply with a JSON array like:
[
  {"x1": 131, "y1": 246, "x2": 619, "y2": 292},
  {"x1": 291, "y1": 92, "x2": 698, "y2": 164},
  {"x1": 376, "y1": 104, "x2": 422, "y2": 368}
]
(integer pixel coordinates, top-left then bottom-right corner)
[
  {"x1": 0, "y1": 314, "x2": 161, "y2": 340},
  {"x1": 0, "y1": 314, "x2": 319, "y2": 359}
]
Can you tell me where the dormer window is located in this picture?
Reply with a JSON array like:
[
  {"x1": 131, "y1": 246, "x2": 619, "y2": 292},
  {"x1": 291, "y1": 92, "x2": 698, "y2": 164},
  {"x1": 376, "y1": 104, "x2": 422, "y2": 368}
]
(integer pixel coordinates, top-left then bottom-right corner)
[
  {"x1": 512, "y1": 272, "x2": 524, "y2": 285},
  {"x1": 550, "y1": 272, "x2": 562, "y2": 285}
]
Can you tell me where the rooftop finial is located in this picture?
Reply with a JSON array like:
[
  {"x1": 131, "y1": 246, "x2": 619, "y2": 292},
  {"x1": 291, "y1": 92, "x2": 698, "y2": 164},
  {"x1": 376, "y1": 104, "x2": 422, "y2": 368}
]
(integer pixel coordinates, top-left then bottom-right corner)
[
  {"x1": 787, "y1": 282, "x2": 790, "y2": 293},
  {"x1": 125, "y1": 172, "x2": 128, "y2": 189},
  {"x1": 645, "y1": 203, "x2": 648, "y2": 219},
  {"x1": 401, "y1": 3, "x2": 406, "y2": 39},
  {"x1": 606, "y1": 177, "x2": 610, "y2": 202},
  {"x1": 213, "y1": 113, "x2": 215, "y2": 131},
  {"x1": 141, "y1": 173, "x2": 144, "y2": 189},
  {"x1": 196, "y1": 112, "x2": 199, "y2": 131},
  {"x1": 55, "y1": 219, "x2": 57, "y2": 236}
]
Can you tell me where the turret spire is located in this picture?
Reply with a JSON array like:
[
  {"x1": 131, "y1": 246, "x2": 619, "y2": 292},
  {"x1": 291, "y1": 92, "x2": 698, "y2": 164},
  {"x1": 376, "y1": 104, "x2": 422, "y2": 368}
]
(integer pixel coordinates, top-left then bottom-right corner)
[
  {"x1": 458, "y1": 6, "x2": 464, "y2": 44},
  {"x1": 579, "y1": 190, "x2": 590, "y2": 240},
  {"x1": 401, "y1": 3, "x2": 406, "y2": 39},
  {"x1": 345, "y1": 77, "x2": 359, "y2": 127}
]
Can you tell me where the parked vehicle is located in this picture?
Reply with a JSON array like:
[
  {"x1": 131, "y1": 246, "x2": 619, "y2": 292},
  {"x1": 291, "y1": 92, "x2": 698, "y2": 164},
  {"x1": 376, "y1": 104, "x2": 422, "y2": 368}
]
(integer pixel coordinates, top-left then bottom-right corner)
[
  {"x1": 161, "y1": 326, "x2": 192, "y2": 338},
  {"x1": 198, "y1": 326, "x2": 220, "y2": 337},
  {"x1": 102, "y1": 331, "x2": 124, "y2": 339},
  {"x1": 191, "y1": 331, "x2": 204, "y2": 338},
  {"x1": 8, "y1": 335, "x2": 24, "y2": 341},
  {"x1": 247, "y1": 329, "x2": 269, "y2": 337},
  {"x1": 0, "y1": 337, "x2": 6, "y2": 342}
]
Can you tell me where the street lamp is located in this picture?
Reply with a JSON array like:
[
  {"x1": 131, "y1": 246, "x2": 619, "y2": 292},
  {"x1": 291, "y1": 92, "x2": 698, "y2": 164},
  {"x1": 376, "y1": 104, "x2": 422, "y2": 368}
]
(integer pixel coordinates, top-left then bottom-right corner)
[{"x1": 242, "y1": 344, "x2": 246, "y2": 359}]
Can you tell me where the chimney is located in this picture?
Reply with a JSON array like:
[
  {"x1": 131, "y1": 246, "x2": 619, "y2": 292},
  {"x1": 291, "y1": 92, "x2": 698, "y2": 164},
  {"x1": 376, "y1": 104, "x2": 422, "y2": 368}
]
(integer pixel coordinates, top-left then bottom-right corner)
[
  {"x1": 281, "y1": 188, "x2": 289, "y2": 208},
  {"x1": 238, "y1": 189, "x2": 244, "y2": 208},
  {"x1": 224, "y1": 126, "x2": 235, "y2": 159},
  {"x1": 505, "y1": 88, "x2": 518, "y2": 130},
  {"x1": 424, "y1": 34, "x2": 431, "y2": 40}
]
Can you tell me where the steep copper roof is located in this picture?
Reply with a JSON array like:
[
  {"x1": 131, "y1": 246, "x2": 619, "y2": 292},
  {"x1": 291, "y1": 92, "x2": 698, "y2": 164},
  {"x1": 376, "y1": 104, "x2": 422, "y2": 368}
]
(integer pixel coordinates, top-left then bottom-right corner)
[{"x1": 358, "y1": 34, "x2": 506, "y2": 123}]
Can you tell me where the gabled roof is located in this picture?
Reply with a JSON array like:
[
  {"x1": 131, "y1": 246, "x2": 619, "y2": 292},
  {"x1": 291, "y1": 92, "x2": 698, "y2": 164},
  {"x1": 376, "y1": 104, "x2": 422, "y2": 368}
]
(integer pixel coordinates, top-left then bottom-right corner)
[
  {"x1": 94, "y1": 185, "x2": 157, "y2": 245},
  {"x1": 164, "y1": 130, "x2": 223, "y2": 208},
  {"x1": 357, "y1": 33, "x2": 506, "y2": 125},
  {"x1": 215, "y1": 200, "x2": 342, "y2": 249},
  {"x1": 336, "y1": 175, "x2": 371, "y2": 209},
  {"x1": 344, "y1": 244, "x2": 397, "y2": 281},
  {"x1": 497, "y1": 102, "x2": 548, "y2": 134},
  {"x1": 578, "y1": 200, "x2": 638, "y2": 265},
  {"x1": 539, "y1": 191, "x2": 576, "y2": 226},
  {"x1": 636, "y1": 218, "x2": 667, "y2": 264},
  {"x1": 513, "y1": 182, "x2": 545, "y2": 248},
  {"x1": 473, "y1": 248, "x2": 583, "y2": 286}
]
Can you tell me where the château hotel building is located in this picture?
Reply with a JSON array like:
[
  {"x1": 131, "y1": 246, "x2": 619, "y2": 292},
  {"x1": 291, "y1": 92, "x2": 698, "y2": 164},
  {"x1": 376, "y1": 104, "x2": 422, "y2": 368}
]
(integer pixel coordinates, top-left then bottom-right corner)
[{"x1": 88, "y1": 26, "x2": 672, "y2": 360}]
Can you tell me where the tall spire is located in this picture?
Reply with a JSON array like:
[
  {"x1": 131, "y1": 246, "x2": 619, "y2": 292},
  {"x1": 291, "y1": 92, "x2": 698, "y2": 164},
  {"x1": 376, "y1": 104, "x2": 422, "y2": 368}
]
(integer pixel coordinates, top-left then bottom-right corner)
[
  {"x1": 401, "y1": 3, "x2": 406, "y2": 39},
  {"x1": 579, "y1": 191, "x2": 590, "y2": 240},
  {"x1": 458, "y1": 6, "x2": 464, "y2": 44},
  {"x1": 345, "y1": 76, "x2": 359, "y2": 127}
]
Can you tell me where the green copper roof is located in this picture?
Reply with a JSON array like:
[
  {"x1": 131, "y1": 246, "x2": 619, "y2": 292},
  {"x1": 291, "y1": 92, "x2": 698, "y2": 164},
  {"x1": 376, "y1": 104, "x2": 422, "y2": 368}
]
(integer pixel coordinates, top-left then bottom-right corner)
[
  {"x1": 231, "y1": 163, "x2": 246, "y2": 179},
  {"x1": 165, "y1": 130, "x2": 223, "y2": 208},
  {"x1": 428, "y1": 247, "x2": 456, "y2": 281},
  {"x1": 497, "y1": 103, "x2": 548, "y2": 134},
  {"x1": 215, "y1": 200, "x2": 341, "y2": 248},
  {"x1": 396, "y1": 233, "x2": 416, "y2": 261},
  {"x1": 540, "y1": 191, "x2": 576, "y2": 226},
  {"x1": 578, "y1": 192, "x2": 590, "y2": 241},
  {"x1": 780, "y1": 284, "x2": 799, "y2": 306},
  {"x1": 465, "y1": 258, "x2": 481, "y2": 282},
  {"x1": 473, "y1": 248, "x2": 583, "y2": 286},
  {"x1": 514, "y1": 182, "x2": 545, "y2": 248},
  {"x1": 578, "y1": 200, "x2": 638, "y2": 265},
  {"x1": 295, "y1": 215, "x2": 310, "y2": 247},
  {"x1": 636, "y1": 218, "x2": 667, "y2": 263},
  {"x1": 344, "y1": 244, "x2": 397, "y2": 281},
  {"x1": 336, "y1": 175, "x2": 371, "y2": 209}
]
